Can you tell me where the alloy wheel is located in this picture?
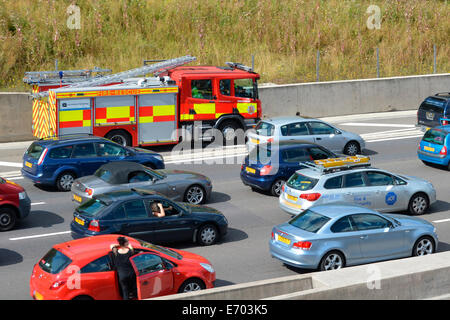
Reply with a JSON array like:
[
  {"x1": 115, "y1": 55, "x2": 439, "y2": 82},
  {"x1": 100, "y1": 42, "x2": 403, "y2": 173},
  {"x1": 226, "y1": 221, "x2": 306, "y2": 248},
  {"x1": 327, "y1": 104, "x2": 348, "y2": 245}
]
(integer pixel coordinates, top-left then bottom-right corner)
[
  {"x1": 415, "y1": 238, "x2": 433, "y2": 256},
  {"x1": 186, "y1": 186, "x2": 204, "y2": 204},
  {"x1": 323, "y1": 253, "x2": 343, "y2": 270}
]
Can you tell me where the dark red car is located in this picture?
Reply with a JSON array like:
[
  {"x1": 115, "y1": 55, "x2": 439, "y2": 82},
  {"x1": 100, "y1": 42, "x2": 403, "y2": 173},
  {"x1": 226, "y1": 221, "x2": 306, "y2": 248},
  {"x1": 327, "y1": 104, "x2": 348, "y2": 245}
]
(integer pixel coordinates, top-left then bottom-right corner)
[
  {"x1": 30, "y1": 235, "x2": 216, "y2": 300},
  {"x1": 0, "y1": 177, "x2": 31, "y2": 231}
]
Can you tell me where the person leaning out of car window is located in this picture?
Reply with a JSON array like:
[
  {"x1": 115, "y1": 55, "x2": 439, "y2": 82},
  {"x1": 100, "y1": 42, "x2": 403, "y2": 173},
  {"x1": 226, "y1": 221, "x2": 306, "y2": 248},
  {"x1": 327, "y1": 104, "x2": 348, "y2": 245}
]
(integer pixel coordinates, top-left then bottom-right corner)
[{"x1": 151, "y1": 202, "x2": 166, "y2": 218}]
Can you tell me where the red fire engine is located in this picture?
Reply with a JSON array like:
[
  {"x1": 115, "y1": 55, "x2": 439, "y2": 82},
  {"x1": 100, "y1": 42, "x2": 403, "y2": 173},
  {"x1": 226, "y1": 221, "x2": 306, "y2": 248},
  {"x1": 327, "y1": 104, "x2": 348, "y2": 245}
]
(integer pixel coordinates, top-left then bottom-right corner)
[{"x1": 25, "y1": 56, "x2": 261, "y2": 146}]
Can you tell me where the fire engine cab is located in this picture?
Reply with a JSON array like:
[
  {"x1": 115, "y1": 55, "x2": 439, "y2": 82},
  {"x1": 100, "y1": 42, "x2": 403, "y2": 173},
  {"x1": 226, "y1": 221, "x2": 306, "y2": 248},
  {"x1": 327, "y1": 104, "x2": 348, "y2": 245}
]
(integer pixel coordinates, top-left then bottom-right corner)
[{"x1": 25, "y1": 56, "x2": 261, "y2": 147}]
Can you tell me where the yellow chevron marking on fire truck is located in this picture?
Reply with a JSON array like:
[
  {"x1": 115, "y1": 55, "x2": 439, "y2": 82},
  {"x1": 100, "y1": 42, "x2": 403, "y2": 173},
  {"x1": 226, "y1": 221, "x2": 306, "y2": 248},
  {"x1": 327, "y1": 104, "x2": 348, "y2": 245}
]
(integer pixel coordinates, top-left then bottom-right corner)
[
  {"x1": 194, "y1": 103, "x2": 215, "y2": 114},
  {"x1": 153, "y1": 105, "x2": 176, "y2": 116}
]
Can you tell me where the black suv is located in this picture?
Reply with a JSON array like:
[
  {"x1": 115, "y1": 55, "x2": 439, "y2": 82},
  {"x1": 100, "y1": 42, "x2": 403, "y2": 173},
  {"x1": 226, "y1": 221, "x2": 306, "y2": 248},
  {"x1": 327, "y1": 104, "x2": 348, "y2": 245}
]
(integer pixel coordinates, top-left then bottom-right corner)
[{"x1": 417, "y1": 93, "x2": 450, "y2": 129}]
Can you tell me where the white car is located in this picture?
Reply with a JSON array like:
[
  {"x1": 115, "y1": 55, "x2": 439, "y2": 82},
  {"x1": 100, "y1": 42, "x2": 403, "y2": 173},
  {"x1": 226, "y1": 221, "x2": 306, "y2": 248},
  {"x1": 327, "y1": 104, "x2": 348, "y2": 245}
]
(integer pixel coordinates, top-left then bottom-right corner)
[
  {"x1": 279, "y1": 156, "x2": 436, "y2": 216},
  {"x1": 247, "y1": 117, "x2": 366, "y2": 156}
]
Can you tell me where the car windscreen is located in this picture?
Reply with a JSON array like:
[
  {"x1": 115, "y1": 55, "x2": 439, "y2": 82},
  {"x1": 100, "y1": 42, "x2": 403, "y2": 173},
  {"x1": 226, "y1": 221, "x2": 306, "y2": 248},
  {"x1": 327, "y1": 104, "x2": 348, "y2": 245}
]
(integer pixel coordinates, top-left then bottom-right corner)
[
  {"x1": 255, "y1": 122, "x2": 274, "y2": 136},
  {"x1": 25, "y1": 143, "x2": 44, "y2": 160},
  {"x1": 289, "y1": 209, "x2": 331, "y2": 233},
  {"x1": 94, "y1": 169, "x2": 113, "y2": 182},
  {"x1": 423, "y1": 129, "x2": 447, "y2": 146},
  {"x1": 39, "y1": 248, "x2": 72, "y2": 274},
  {"x1": 137, "y1": 239, "x2": 182, "y2": 260},
  {"x1": 76, "y1": 199, "x2": 108, "y2": 217},
  {"x1": 286, "y1": 173, "x2": 319, "y2": 191}
]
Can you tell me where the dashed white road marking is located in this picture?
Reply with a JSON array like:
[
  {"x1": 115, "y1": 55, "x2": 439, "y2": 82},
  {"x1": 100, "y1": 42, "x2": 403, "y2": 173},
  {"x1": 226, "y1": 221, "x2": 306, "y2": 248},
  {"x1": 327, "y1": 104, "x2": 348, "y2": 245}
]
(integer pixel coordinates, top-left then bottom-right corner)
[
  {"x1": 339, "y1": 122, "x2": 415, "y2": 128},
  {"x1": 433, "y1": 218, "x2": 450, "y2": 224},
  {"x1": 9, "y1": 230, "x2": 71, "y2": 241}
]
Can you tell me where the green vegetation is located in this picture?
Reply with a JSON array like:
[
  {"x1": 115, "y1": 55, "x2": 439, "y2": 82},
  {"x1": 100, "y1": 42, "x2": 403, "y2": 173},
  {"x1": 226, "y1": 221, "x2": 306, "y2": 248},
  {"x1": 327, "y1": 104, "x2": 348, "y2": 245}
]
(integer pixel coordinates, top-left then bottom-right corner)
[{"x1": 0, "y1": 0, "x2": 448, "y2": 90}]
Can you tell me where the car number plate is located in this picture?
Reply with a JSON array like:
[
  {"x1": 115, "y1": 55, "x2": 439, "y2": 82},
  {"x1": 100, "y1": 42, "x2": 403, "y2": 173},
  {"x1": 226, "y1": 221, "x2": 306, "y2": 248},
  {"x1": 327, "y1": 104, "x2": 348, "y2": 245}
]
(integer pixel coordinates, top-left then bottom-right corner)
[
  {"x1": 25, "y1": 161, "x2": 32, "y2": 168},
  {"x1": 75, "y1": 217, "x2": 85, "y2": 226},
  {"x1": 277, "y1": 235, "x2": 291, "y2": 245},
  {"x1": 250, "y1": 138, "x2": 260, "y2": 144},
  {"x1": 73, "y1": 194, "x2": 82, "y2": 203},
  {"x1": 245, "y1": 167, "x2": 256, "y2": 174},
  {"x1": 287, "y1": 194, "x2": 297, "y2": 201},
  {"x1": 424, "y1": 146, "x2": 435, "y2": 152}
]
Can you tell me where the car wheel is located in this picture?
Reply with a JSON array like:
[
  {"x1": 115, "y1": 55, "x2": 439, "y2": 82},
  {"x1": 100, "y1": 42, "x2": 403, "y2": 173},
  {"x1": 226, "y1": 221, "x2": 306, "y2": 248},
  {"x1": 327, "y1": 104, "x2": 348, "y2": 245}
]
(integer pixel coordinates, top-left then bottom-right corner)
[
  {"x1": 178, "y1": 278, "x2": 206, "y2": 293},
  {"x1": 271, "y1": 179, "x2": 285, "y2": 197},
  {"x1": 56, "y1": 172, "x2": 76, "y2": 192},
  {"x1": 106, "y1": 130, "x2": 131, "y2": 146},
  {"x1": 408, "y1": 193, "x2": 429, "y2": 215},
  {"x1": 185, "y1": 185, "x2": 205, "y2": 204},
  {"x1": 197, "y1": 224, "x2": 218, "y2": 246},
  {"x1": 343, "y1": 141, "x2": 360, "y2": 156},
  {"x1": 412, "y1": 236, "x2": 435, "y2": 256},
  {"x1": 0, "y1": 207, "x2": 17, "y2": 232},
  {"x1": 319, "y1": 251, "x2": 345, "y2": 271}
]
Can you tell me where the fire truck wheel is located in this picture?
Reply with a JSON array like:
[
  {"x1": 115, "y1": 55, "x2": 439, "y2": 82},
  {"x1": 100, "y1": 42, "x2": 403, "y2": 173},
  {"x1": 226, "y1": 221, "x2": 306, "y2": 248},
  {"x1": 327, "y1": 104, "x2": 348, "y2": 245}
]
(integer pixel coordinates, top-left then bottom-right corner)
[
  {"x1": 106, "y1": 130, "x2": 131, "y2": 147},
  {"x1": 219, "y1": 120, "x2": 241, "y2": 142},
  {"x1": 56, "y1": 172, "x2": 76, "y2": 192}
]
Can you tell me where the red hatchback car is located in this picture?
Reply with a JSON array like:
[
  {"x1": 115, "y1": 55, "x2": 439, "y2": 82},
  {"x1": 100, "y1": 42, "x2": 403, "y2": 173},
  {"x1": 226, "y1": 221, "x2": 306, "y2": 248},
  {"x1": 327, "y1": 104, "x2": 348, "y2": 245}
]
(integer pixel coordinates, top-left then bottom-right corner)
[
  {"x1": 30, "y1": 235, "x2": 216, "y2": 300},
  {"x1": 0, "y1": 177, "x2": 31, "y2": 231}
]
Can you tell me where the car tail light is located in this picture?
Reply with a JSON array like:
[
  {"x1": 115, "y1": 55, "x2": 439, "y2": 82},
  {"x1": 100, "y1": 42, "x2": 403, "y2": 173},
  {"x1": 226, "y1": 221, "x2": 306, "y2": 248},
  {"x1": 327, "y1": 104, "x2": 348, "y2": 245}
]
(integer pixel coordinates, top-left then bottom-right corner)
[
  {"x1": 241, "y1": 164, "x2": 244, "y2": 171},
  {"x1": 37, "y1": 148, "x2": 48, "y2": 166},
  {"x1": 50, "y1": 280, "x2": 66, "y2": 290},
  {"x1": 281, "y1": 184, "x2": 285, "y2": 192},
  {"x1": 84, "y1": 188, "x2": 93, "y2": 196},
  {"x1": 267, "y1": 138, "x2": 274, "y2": 143},
  {"x1": 259, "y1": 165, "x2": 272, "y2": 176},
  {"x1": 440, "y1": 146, "x2": 447, "y2": 155},
  {"x1": 292, "y1": 241, "x2": 312, "y2": 250},
  {"x1": 299, "y1": 193, "x2": 321, "y2": 201},
  {"x1": 88, "y1": 220, "x2": 101, "y2": 232},
  {"x1": 271, "y1": 231, "x2": 274, "y2": 240}
]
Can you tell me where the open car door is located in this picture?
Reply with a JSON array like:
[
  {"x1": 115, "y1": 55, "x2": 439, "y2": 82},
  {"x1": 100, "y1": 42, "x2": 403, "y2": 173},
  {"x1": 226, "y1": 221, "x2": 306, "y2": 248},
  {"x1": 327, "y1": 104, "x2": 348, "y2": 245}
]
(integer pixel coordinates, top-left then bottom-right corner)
[{"x1": 129, "y1": 252, "x2": 175, "y2": 299}]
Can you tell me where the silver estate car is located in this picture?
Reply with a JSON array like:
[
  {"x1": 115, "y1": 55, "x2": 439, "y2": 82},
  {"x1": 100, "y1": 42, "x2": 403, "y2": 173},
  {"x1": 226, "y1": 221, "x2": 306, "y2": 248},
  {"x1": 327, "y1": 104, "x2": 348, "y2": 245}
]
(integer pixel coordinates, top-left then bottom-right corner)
[
  {"x1": 269, "y1": 204, "x2": 438, "y2": 271},
  {"x1": 71, "y1": 161, "x2": 213, "y2": 205},
  {"x1": 246, "y1": 117, "x2": 366, "y2": 156},
  {"x1": 279, "y1": 157, "x2": 436, "y2": 216}
]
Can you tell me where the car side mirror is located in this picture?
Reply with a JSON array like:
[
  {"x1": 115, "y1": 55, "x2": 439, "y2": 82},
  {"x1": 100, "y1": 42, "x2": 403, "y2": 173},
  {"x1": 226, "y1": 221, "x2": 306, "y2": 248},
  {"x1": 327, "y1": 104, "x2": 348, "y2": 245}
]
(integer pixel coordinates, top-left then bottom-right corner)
[{"x1": 335, "y1": 129, "x2": 342, "y2": 135}]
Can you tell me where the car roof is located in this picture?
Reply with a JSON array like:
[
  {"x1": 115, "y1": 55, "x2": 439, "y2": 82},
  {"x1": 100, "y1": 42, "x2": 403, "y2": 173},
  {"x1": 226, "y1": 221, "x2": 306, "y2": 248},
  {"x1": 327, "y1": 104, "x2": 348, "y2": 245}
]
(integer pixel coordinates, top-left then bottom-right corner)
[
  {"x1": 33, "y1": 134, "x2": 108, "y2": 147},
  {"x1": 296, "y1": 166, "x2": 379, "y2": 179},
  {"x1": 94, "y1": 188, "x2": 163, "y2": 203},
  {"x1": 260, "y1": 116, "x2": 316, "y2": 126},
  {"x1": 309, "y1": 203, "x2": 380, "y2": 219},
  {"x1": 256, "y1": 140, "x2": 324, "y2": 150},
  {"x1": 97, "y1": 161, "x2": 148, "y2": 184},
  {"x1": 54, "y1": 234, "x2": 142, "y2": 261}
]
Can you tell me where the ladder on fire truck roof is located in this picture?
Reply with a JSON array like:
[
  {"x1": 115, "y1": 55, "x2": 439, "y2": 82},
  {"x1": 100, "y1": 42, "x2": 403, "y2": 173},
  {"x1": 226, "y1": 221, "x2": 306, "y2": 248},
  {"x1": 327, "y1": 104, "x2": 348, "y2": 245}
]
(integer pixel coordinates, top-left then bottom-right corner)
[
  {"x1": 23, "y1": 67, "x2": 112, "y2": 85},
  {"x1": 33, "y1": 55, "x2": 197, "y2": 98}
]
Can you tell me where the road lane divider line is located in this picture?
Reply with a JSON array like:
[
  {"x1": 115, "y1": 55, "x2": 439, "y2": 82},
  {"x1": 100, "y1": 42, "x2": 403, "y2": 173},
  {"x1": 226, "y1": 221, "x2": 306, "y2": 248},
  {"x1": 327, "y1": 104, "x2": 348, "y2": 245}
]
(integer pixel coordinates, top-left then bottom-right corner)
[
  {"x1": 9, "y1": 230, "x2": 71, "y2": 241},
  {"x1": 31, "y1": 202, "x2": 46, "y2": 206},
  {"x1": 432, "y1": 218, "x2": 450, "y2": 224},
  {"x1": 0, "y1": 161, "x2": 23, "y2": 167},
  {"x1": 339, "y1": 122, "x2": 415, "y2": 128}
]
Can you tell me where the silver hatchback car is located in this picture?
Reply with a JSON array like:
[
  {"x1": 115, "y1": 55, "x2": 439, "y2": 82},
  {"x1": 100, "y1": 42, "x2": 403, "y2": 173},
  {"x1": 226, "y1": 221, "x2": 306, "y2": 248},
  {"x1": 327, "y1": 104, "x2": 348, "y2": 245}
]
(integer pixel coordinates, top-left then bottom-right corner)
[
  {"x1": 279, "y1": 156, "x2": 436, "y2": 216},
  {"x1": 269, "y1": 204, "x2": 438, "y2": 271},
  {"x1": 247, "y1": 117, "x2": 366, "y2": 156}
]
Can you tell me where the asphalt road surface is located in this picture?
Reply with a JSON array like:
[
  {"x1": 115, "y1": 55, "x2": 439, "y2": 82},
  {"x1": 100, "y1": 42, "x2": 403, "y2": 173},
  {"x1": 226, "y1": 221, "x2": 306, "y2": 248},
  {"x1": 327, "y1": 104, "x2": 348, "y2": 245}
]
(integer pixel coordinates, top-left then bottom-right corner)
[{"x1": 1, "y1": 111, "x2": 449, "y2": 300}]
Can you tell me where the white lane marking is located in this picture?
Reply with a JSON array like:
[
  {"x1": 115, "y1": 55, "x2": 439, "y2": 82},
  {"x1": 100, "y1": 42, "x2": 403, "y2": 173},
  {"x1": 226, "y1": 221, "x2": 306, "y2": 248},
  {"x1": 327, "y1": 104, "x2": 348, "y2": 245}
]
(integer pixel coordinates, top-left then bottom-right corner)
[
  {"x1": 31, "y1": 202, "x2": 46, "y2": 206},
  {"x1": 7, "y1": 176, "x2": 24, "y2": 180},
  {"x1": 432, "y1": 218, "x2": 450, "y2": 224},
  {"x1": 0, "y1": 161, "x2": 22, "y2": 167},
  {"x1": 340, "y1": 122, "x2": 415, "y2": 128},
  {"x1": 366, "y1": 134, "x2": 423, "y2": 143},
  {"x1": 9, "y1": 230, "x2": 71, "y2": 241},
  {"x1": 166, "y1": 152, "x2": 249, "y2": 164}
]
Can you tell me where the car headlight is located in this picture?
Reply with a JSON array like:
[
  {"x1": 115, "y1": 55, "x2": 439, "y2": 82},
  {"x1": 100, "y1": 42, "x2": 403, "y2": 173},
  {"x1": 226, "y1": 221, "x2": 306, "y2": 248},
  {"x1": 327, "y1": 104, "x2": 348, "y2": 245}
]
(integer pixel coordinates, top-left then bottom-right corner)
[
  {"x1": 18, "y1": 191, "x2": 27, "y2": 200},
  {"x1": 200, "y1": 263, "x2": 215, "y2": 273}
]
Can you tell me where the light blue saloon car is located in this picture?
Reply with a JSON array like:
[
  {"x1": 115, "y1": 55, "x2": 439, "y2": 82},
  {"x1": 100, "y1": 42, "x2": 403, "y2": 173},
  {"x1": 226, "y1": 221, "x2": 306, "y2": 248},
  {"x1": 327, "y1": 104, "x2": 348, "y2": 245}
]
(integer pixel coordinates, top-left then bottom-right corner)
[{"x1": 269, "y1": 204, "x2": 438, "y2": 271}]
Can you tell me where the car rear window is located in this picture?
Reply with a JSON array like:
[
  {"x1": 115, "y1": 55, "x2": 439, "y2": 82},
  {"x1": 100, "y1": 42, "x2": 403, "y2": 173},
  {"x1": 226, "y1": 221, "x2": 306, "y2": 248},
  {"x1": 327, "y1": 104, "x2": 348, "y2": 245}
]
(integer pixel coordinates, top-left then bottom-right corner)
[
  {"x1": 25, "y1": 143, "x2": 44, "y2": 160},
  {"x1": 423, "y1": 129, "x2": 447, "y2": 146},
  {"x1": 95, "y1": 169, "x2": 113, "y2": 182},
  {"x1": 420, "y1": 98, "x2": 446, "y2": 112},
  {"x1": 255, "y1": 122, "x2": 274, "y2": 136},
  {"x1": 286, "y1": 173, "x2": 318, "y2": 191},
  {"x1": 76, "y1": 199, "x2": 108, "y2": 217},
  {"x1": 289, "y1": 209, "x2": 331, "y2": 233},
  {"x1": 248, "y1": 146, "x2": 272, "y2": 164},
  {"x1": 39, "y1": 248, "x2": 72, "y2": 274}
]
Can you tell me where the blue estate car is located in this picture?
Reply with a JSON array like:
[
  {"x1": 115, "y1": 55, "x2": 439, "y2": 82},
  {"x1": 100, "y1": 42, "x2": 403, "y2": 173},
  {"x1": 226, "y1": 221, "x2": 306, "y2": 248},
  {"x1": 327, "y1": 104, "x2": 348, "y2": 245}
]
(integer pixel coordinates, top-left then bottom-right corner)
[
  {"x1": 21, "y1": 135, "x2": 164, "y2": 191},
  {"x1": 417, "y1": 126, "x2": 450, "y2": 170},
  {"x1": 240, "y1": 141, "x2": 337, "y2": 196}
]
